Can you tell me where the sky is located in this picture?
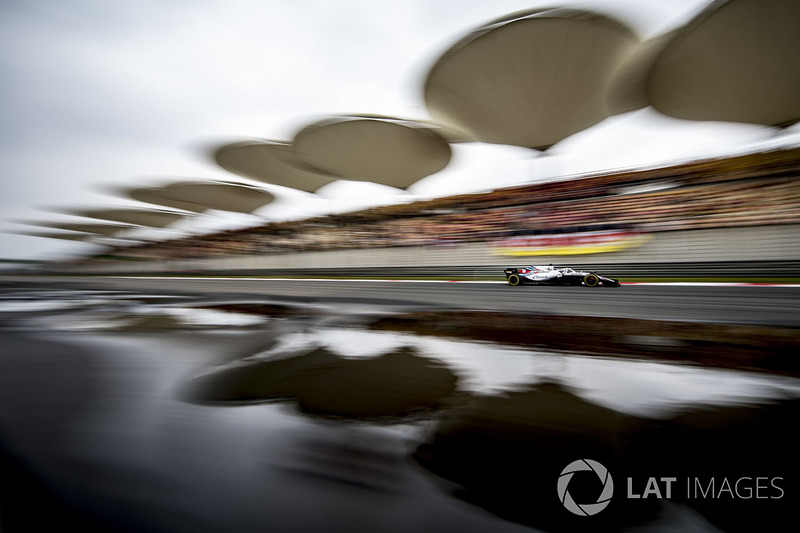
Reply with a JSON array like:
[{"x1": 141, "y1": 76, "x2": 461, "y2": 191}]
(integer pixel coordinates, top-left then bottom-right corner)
[{"x1": 1, "y1": 0, "x2": 799, "y2": 261}]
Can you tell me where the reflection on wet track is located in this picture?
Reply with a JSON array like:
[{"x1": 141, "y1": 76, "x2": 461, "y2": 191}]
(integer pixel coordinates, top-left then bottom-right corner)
[
  {"x1": 43, "y1": 276, "x2": 800, "y2": 327},
  {"x1": 0, "y1": 284, "x2": 798, "y2": 532}
]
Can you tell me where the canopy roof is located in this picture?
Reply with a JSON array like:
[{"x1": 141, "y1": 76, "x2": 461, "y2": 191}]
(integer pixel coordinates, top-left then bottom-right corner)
[
  {"x1": 40, "y1": 222, "x2": 134, "y2": 236},
  {"x1": 79, "y1": 208, "x2": 187, "y2": 228},
  {"x1": 424, "y1": 8, "x2": 638, "y2": 150},
  {"x1": 608, "y1": 0, "x2": 800, "y2": 127},
  {"x1": 130, "y1": 181, "x2": 274, "y2": 214},
  {"x1": 213, "y1": 141, "x2": 337, "y2": 193},
  {"x1": 293, "y1": 116, "x2": 452, "y2": 189},
  {"x1": 130, "y1": 188, "x2": 207, "y2": 213},
  {"x1": 19, "y1": 231, "x2": 94, "y2": 242}
]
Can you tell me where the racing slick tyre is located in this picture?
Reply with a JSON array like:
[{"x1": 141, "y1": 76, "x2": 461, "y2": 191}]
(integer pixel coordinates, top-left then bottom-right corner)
[
  {"x1": 507, "y1": 274, "x2": 521, "y2": 286},
  {"x1": 583, "y1": 273, "x2": 600, "y2": 287}
]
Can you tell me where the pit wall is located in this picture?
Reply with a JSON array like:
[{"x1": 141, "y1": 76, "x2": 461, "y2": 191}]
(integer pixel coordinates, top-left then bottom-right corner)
[{"x1": 68, "y1": 224, "x2": 800, "y2": 276}]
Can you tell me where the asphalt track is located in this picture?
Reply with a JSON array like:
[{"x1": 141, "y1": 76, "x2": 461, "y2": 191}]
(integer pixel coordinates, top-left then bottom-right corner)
[{"x1": 5, "y1": 276, "x2": 800, "y2": 328}]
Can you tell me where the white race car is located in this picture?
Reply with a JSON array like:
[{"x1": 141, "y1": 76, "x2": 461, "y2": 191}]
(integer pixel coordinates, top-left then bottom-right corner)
[{"x1": 503, "y1": 265, "x2": 620, "y2": 287}]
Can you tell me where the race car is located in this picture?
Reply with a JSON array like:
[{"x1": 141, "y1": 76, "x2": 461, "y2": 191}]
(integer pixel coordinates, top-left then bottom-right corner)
[{"x1": 503, "y1": 265, "x2": 620, "y2": 287}]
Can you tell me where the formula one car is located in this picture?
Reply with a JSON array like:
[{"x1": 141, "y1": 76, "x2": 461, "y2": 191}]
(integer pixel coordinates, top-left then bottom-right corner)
[{"x1": 503, "y1": 265, "x2": 620, "y2": 287}]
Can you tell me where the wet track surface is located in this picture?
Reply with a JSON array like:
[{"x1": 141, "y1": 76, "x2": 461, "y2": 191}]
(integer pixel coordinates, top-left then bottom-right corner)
[
  {"x1": 8, "y1": 276, "x2": 800, "y2": 327},
  {"x1": 1, "y1": 278, "x2": 798, "y2": 532}
]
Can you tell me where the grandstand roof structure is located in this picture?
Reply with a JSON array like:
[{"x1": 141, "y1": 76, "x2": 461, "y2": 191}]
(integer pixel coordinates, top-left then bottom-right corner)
[
  {"x1": 292, "y1": 116, "x2": 453, "y2": 189},
  {"x1": 213, "y1": 141, "x2": 338, "y2": 193},
  {"x1": 608, "y1": 0, "x2": 800, "y2": 127},
  {"x1": 423, "y1": 7, "x2": 638, "y2": 151},
  {"x1": 36, "y1": 222, "x2": 134, "y2": 236},
  {"x1": 77, "y1": 208, "x2": 187, "y2": 228},
  {"x1": 130, "y1": 188, "x2": 207, "y2": 213},
  {"x1": 18, "y1": 231, "x2": 95, "y2": 242},
  {"x1": 128, "y1": 181, "x2": 274, "y2": 214}
]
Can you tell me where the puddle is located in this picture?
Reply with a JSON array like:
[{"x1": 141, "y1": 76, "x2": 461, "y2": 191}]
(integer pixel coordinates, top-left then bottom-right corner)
[
  {"x1": 1, "y1": 286, "x2": 798, "y2": 532},
  {"x1": 233, "y1": 326, "x2": 800, "y2": 417},
  {"x1": 7, "y1": 304, "x2": 269, "y2": 332},
  {"x1": 0, "y1": 298, "x2": 110, "y2": 313}
]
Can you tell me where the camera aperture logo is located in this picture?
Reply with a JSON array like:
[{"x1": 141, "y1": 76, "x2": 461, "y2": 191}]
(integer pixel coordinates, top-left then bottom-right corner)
[
  {"x1": 557, "y1": 459, "x2": 785, "y2": 518},
  {"x1": 557, "y1": 459, "x2": 614, "y2": 516}
]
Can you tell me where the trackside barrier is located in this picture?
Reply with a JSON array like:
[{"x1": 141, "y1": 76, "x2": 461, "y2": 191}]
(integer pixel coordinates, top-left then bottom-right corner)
[{"x1": 45, "y1": 225, "x2": 800, "y2": 278}]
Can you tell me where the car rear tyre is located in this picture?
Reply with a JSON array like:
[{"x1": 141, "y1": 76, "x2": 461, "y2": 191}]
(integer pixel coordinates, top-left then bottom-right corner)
[
  {"x1": 508, "y1": 274, "x2": 521, "y2": 286},
  {"x1": 583, "y1": 273, "x2": 600, "y2": 287}
]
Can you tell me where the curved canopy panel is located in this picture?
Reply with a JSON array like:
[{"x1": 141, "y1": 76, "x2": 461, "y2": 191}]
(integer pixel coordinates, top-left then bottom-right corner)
[
  {"x1": 41, "y1": 222, "x2": 134, "y2": 236},
  {"x1": 213, "y1": 140, "x2": 338, "y2": 193},
  {"x1": 414, "y1": 119, "x2": 473, "y2": 143},
  {"x1": 610, "y1": 0, "x2": 800, "y2": 127},
  {"x1": 605, "y1": 31, "x2": 675, "y2": 116},
  {"x1": 293, "y1": 116, "x2": 452, "y2": 189},
  {"x1": 159, "y1": 181, "x2": 275, "y2": 214},
  {"x1": 19, "y1": 231, "x2": 94, "y2": 242},
  {"x1": 424, "y1": 8, "x2": 638, "y2": 150},
  {"x1": 130, "y1": 188, "x2": 207, "y2": 213},
  {"x1": 80, "y1": 208, "x2": 187, "y2": 228}
]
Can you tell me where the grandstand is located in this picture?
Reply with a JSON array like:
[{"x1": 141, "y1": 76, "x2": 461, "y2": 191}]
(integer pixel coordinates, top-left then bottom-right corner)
[{"x1": 76, "y1": 146, "x2": 800, "y2": 269}]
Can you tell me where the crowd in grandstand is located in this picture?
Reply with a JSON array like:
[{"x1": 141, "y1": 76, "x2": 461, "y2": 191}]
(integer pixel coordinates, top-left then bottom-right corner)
[{"x1": 92, "y1": 148, "x2": 800, "y2": 262}]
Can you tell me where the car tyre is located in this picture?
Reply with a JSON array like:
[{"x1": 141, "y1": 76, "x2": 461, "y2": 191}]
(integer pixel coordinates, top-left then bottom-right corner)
[
  {"x1": 508, "y1": 274, "x2": 521, "y2": 286},
  {"x1": 583, "y1": 273, "x2": 600, "y2": 287}
]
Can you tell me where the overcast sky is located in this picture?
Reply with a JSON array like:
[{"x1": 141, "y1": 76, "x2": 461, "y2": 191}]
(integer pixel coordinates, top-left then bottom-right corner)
[{"x1": 2, "y1": 0, "x2": 799, "y2": 261}]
